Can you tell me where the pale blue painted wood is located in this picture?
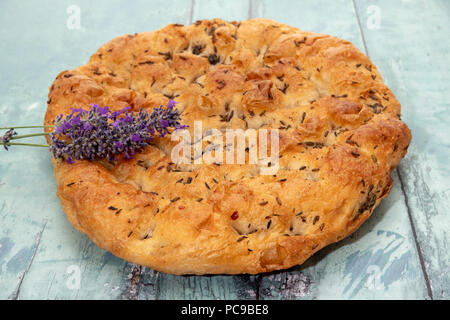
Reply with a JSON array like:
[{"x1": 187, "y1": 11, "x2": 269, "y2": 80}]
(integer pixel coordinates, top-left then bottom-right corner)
[
  {"x1": 193, "y1": 0, "x2": 250, "y2": 21},
  {"x1": 252, "y1": 0, "x2": 429, "y2": 299},
  {"x1": 0, "y1": 0, "x2": 447, "y2": 300},
  {"x1": 259, "y1": 171, "x2": 428, "y2": 299},
  {"x1": 0, "y1": 0, "x2": 193, "y2": 300},
  {"x1": 250, "y1": 0, "x2": 365, "y2": 50},
  {"x1": 354, "y1": 0, "x2": 450, "y2": 299}
]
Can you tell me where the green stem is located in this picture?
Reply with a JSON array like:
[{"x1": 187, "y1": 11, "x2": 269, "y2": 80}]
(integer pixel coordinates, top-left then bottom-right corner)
[
  {"x1": 1, "y1": 142, "x2": 49, "y2": 148},
  {"x1": 10, "y1": 132, "x2": 49, "y2": 140},
  {"x1": 0, "y1": 125, "x2": 54, "y2": 130}
]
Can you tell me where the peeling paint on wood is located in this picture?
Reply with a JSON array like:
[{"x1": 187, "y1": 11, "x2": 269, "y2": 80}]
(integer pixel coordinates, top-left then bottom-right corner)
[
  {"x1": 0, "y1": 0, "x2": 448, "y2": 299},
  {"x1": 354, "y1": 0, "x2": 450, "y2": 299}
]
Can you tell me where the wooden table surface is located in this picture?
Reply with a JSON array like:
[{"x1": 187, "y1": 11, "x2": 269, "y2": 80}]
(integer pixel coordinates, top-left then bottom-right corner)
[{"x1": 0, "y1": 0, "x2": 448, "y2": 300}]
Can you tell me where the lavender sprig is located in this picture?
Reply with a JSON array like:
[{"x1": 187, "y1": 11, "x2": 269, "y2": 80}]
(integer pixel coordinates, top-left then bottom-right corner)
[
  {"x1": 2, "y1": 129, "x2": 17, "y2": 150},
  {"x1": 50, "y1": 101, "x2": 186, "y2": 163},
  {"x1": 2, "y1": 100, "x2": 187, "y2": 164}
]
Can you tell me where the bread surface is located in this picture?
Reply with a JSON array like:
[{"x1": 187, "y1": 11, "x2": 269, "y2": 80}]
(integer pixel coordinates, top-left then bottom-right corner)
[{"x1": 44, "y1": 19, "x2": 411, "y2": 274}]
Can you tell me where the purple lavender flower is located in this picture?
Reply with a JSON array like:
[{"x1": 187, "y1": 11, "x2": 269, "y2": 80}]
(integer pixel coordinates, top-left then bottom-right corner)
[
  {"x1": 82, "y1": 122, "x2": 93, "y2": 131},
  {"x1": 167, "y1": 99, "x2": 177, "y2": 108},
  {"x1": 94, "y1": 105, "x2": 109, "y2": 115},
  {"x1": 70, "y1": 107, "x2": 88, "y2": 114},
  {"x1": 131, "y1": 134, "x2": 142, "y2": 142},
  {"x1": 2, "y1": 129, "x2": 17, "y2": 150},
  {"x1": 110, "y1": 106, "x2": 130, "y2": 119},
  {"x1": 49, "y1": 101, "x2": 186, "y2": 164}
]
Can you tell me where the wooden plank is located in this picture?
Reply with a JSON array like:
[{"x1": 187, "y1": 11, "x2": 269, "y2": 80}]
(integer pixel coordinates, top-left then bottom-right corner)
[
  {"x1": 259, "y1": 171, "x2": 428, "y2": 299},
  {"x1": 147, "y1": 274, "x2": 259, "y2": 300},
  {"x1": 136, "y1": 0, "x2": 260, "y2": 300},
  {"x1": 1, "y1": 0, "x2": 446, "y2": 300},
  {"x1": 0, "y1": 1, "x2": 66, "y2": 299},
  {"x1": 193, "y1": 0, "x2": 250, "y2": 21},
  {"x1": 354, "y1": 0, "x2": 450, "y2": 299},
  {"x1": 250, "y1": 0, "x2": 365, "y2": 50},
  {"x1": 0, "y1": 0, "x2": 193, "y2": 299},
  {"x1": 252, "y1": 0, "x2": 429, "y2": 299}
]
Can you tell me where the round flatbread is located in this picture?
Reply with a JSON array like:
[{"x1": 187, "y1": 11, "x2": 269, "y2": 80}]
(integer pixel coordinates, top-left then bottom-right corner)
[{"x1": 44, "y1": 19, "x2": 411, "y2": 274}]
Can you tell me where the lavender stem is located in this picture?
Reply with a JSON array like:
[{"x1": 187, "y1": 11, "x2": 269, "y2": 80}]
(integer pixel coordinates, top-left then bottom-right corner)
[
  {"x1": 1, "y1": 125, "x2": 54, "y2": 130},
  {"x1": 1, "y1": 142, "x2": 49, "y2": 148},
  {"x1": 10, "y1": 133, "x2": 49, "y2": 140}
]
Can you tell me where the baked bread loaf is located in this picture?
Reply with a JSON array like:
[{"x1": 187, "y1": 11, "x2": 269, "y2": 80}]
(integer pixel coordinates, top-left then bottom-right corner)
[{"x1": 44, "y1": 19, "x2": 411, "y2": 275}]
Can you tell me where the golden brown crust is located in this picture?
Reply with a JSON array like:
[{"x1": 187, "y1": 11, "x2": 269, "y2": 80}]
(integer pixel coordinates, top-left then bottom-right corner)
[{"x1": 45, "y1": 19, "x2": 411, "y2": 275}]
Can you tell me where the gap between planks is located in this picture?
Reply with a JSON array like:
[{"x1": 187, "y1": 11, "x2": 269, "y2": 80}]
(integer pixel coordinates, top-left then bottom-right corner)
[
  {"x1": 351, "y1": 0, "x2": 433, "y2": 300},
  {"x1": 9, "y1": 220, "x2": 48, "y2": 300},
  {"x1": 122, "y1": 0, "x2": 434, "y2": 300}
]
